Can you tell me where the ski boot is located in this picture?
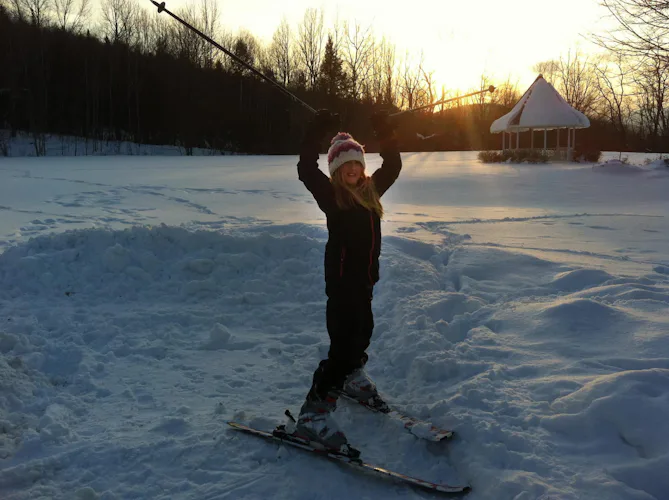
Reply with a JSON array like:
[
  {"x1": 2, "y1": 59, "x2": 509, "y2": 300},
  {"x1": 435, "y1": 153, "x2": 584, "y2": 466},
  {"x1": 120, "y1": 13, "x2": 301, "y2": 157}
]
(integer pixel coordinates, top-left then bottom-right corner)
[
  {"x1": 292, "y1": 392, "x2": 359, "y2": 458},
  {"x1": 342, "y1": 368, "x2": 390, "y2": 413}
]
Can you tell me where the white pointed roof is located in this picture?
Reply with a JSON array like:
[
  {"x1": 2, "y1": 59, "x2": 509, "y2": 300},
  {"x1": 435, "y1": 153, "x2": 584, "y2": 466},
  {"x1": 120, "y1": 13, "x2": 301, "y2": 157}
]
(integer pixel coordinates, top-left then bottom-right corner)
[{"x1": 490, "y1": 75, "x2": 590, "y2": 133}]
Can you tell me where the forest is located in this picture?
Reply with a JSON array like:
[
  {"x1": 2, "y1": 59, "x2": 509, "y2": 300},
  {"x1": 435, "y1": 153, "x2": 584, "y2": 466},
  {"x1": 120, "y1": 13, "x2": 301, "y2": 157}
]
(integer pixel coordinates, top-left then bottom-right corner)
[{"x1": 0, "y1": 0, "x2": 667, "y2": 155}]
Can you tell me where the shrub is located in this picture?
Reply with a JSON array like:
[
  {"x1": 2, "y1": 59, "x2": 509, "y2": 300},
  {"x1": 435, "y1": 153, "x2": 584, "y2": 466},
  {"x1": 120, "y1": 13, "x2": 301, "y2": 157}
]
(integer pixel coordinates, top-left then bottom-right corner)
[
  {"x1": 575, "y1": 149, "x2": 602, "y2": 163},
  {"x1": 478, "y1": 150, "x2": 504, "y2": 163},
  {"x1": 478, "y1": 149, "x2": 550, "y2": 164}
]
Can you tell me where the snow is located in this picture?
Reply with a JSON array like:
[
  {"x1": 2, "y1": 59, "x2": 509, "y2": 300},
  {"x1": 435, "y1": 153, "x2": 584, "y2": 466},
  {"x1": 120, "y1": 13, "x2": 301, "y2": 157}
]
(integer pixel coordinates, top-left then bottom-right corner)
[
  {"x1": 594, "y1": 158, "x2": 669, "y2": 175},
  {"x1": 0, "y1": 148, "x2": 668, "y2": 499}
]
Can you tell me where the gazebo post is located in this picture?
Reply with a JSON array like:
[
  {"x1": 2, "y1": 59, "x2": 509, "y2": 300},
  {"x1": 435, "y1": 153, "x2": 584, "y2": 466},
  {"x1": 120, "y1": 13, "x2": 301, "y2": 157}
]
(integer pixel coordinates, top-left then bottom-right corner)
[
  {"x1": 567, "y1": 127, "x2": 571, "y2": 160},
  {"x1": 544, "y1": 129, "x2": 547, "y2": 150},
  {"x1": 530, "y1": 128, "x2": 534, "y2": 149},
  {"x1": 516, "y1": 130, "x2": 520, "y2": 149},
  {"x1": 502, "y1": 131, "x2": 506, "y2": 150},
  {"x1": 557, "y1": 129, "x2": 560, "y2": 151}
]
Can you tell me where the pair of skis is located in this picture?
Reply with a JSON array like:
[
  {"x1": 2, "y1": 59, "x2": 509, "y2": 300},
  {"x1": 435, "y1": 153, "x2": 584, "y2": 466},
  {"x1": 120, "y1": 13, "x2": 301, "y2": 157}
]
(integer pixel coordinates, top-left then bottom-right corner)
[{"x1": 228, "y1": 397, "x2": 470, "y2": 495}]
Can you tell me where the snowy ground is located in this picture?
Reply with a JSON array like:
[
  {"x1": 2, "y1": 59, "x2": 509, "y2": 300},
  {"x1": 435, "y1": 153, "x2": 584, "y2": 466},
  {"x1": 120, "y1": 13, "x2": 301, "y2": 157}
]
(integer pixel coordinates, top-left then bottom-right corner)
[{"x1": 0, "y1": 150, "x2": 668, "y2": 500}]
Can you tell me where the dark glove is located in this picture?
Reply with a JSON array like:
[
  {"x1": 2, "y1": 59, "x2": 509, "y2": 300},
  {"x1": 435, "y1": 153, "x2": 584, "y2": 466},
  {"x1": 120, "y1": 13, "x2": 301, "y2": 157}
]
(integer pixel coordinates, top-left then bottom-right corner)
[
  {"x1": 307, "y1": 109, "x2": 340, "y2": 140},
  {"x1": 370, "y1": 110, "x2": 396, "y2": 140}
]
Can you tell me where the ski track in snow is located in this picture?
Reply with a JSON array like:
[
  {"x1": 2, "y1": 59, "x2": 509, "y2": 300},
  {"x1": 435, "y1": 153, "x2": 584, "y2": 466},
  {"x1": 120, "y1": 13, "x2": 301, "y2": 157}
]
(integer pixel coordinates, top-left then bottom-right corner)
[{"x1": 1, "y1": 152, "x2": 668, "y2": 500}]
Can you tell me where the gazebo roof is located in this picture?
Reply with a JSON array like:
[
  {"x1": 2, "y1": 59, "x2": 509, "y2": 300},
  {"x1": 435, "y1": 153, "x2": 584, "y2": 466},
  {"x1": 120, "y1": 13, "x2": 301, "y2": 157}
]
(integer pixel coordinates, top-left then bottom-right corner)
[{"x1": 490, "y1": 75, "x2": 590, "y2": 133}]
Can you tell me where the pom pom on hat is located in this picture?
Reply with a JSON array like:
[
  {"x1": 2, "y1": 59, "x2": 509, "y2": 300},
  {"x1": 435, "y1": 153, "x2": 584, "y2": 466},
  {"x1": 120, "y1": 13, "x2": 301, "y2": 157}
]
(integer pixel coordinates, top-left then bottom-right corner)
[
  {"x1": 327, "y1": 132, "x2": 366, "y2": 176},
  {"x1": 331, "y1": 132, "x2": 353, "y2": 145}
]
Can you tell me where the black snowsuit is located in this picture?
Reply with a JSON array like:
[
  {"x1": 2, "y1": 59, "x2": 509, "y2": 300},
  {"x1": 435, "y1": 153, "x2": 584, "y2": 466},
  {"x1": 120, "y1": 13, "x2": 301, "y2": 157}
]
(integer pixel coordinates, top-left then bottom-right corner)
[{"x1": 298, "y1": 135, "x2": 402, "y2": 399}]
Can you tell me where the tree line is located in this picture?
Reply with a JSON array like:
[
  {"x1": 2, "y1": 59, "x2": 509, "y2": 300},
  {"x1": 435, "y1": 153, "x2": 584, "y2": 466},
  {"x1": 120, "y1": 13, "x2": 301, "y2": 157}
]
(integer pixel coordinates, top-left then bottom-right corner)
[{"x1": 0, "y1": 0, "x2": 667, "y2": 155}]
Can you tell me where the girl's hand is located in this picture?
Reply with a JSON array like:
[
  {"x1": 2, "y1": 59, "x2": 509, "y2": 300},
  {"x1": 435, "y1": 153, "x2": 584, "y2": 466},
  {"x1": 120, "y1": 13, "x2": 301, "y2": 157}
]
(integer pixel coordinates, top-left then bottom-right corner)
[
  {"x1": 310, "y1": 109, "x2": 340, "y2": 139},
  {"x1": 370, "y1": 111, "x2": 396, "y2": 140}
]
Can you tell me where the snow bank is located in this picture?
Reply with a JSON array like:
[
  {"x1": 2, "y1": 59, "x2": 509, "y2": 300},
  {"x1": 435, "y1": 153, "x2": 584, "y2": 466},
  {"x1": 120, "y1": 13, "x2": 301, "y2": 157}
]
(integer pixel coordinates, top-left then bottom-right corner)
[
  {"x1": 593, "y1": 159, "x2": 645, "y2": 173},
  {"x1": 0, "y1": 225, "x2": 324, "y2": 304},
  {"x1": 593, "y1": 158, "x2": 669, "y2": 177}
]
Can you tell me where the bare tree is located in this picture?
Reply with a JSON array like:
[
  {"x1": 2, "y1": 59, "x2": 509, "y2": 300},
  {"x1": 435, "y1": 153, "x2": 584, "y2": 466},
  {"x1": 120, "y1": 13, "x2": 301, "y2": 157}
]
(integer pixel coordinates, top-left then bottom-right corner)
[
  {"x1": 379, "y1": 38, "x2": 398, "y2": 106},
  {"x1": 9, "y1": 0, "x2": 50, "y2": 26},
  {"x1": 594, "y1": 52, "x2": 635, "y2": 147},
  {"x1": 296, "y1": 7, "x2": 325, "y2": 89},
  {"x1": 421, "y1": 66, "x2": 437, "y2": 107},
  {"x1": 595, "y1": 0, "x2": 669, "y2": 62},
  {"x1": 269, "y1": 18, "x2": 293, "y2": 86},
  {"x1": 167, "y1": 0, "x2": 221, "y2": 67},
  {"x1": 329, "y1": 15, "x2": 345, "y2": 57},
  {"x1": 362, "y1": 38, "x2": 381, "y2": 103},
  {"x1": 198, "y1": 0, "x2": 219, "y2": 69},
  {"x1": 147, "y1": 13, "x2": 172, "y2": 55},
  {"x1": 490, "y1": 75, "x2": 520, "y2": 108},
  {"x1": 133, "y1": 8, "x2": 155, "y2": 53},
  {"x1": 100, "y1": 0, "x2": 137, "y2": 45},
  {"x1": 398, "y1": 51, "x2": 430, "y2": 110},
  {"x1": 541, "y1": 50, "x2": 601, "y2": 114},
  {"x1": 342, "y1": 20, "x2": 374, "y2": 101},
  {"x1": 532, "y1": 60, "x2": 559, "y2": 84},
  {"x1": 51, "y1": 0, "x2": 89, "y2": 32},
  {"x1": 361, "y1": 36, "x2": 398, "y2": 106},
  {"x1": 633, "y1": 49, "x2": 669, "y2": 148},
  {"x1": 171, "y1": 3, "x2": 202, "y2": 63}
]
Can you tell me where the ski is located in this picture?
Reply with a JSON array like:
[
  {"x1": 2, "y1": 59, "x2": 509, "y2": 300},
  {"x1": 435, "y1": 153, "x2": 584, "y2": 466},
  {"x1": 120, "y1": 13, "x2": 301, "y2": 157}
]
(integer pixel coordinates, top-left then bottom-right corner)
[
  {"x1": 228, "y1": 421, "x2": 470, "y2": 495},
  {"x1": 341, "y1": 393, "x2": 454, "y2": 441}
]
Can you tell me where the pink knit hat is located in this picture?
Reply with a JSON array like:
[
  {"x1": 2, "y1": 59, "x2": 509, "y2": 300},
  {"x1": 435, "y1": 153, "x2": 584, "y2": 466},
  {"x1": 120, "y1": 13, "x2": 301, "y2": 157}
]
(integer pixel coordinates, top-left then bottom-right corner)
[{"x1": 327, "y1": 132, "x2": 366, "y2": 176}]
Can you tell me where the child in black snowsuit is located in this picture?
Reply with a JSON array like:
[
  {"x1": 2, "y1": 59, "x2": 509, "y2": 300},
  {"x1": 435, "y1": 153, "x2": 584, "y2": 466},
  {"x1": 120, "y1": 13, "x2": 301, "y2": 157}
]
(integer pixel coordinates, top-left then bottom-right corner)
[{"x1": 295, "y1": 110, "x2": 402, "y2": 453}]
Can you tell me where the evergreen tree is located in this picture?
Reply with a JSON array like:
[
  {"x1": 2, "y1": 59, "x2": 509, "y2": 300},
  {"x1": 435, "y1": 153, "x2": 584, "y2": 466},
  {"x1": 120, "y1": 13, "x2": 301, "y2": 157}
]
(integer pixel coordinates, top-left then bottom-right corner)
[{"x1": 317, "y1": 35, "x2": 345, "y2": 98}]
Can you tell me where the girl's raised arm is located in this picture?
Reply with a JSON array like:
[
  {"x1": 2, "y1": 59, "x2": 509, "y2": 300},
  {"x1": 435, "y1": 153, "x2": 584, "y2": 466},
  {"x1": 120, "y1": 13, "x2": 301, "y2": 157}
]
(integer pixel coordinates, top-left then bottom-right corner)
[
  {"x1": 297, "y1": 111, "x2": 338, "y2": 214},
  {"x1": 371, "y1": 114, "x2": 402, "y2": 197}
]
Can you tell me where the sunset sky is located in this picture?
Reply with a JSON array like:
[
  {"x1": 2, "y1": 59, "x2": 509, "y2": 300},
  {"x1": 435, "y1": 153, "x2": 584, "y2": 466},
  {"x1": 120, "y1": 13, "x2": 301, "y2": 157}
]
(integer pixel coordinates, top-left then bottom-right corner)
[{"x1": 159, "y1": 0, "x2": 613, "y2": 92}]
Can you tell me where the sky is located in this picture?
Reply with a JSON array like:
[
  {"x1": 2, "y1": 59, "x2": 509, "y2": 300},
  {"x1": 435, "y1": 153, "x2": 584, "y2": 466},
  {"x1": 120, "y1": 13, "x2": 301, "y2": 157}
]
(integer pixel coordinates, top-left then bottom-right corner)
[
  {"x1": 1, "y1": 134, "x2": 668, "y2": 499},
  {"x1": 157, "y1": 0, "x2": 613, "y2": 92}
]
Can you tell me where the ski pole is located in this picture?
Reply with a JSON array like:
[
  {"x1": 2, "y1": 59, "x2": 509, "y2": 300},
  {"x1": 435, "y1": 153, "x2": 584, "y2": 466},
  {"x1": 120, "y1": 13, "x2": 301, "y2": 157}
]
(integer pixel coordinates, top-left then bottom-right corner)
[
  {"x1": 149, "y1": 0, "x2": 317, "y2": 114},
  {"x1": 390, "y1": 86, "x2": 496, "y2": 117}
]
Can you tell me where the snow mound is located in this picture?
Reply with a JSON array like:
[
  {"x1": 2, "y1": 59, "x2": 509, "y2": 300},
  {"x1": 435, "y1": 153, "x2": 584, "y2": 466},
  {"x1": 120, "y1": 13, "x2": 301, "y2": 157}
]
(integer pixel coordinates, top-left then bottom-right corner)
[
  {"x1": 593, "y1": 158, "x2": 669, "y2": 177},
  {"x1": 645, "y1": 158, "x2": 669, "y2": 170},
  {"x1": 593, "y1": 160, "x2": 645, "y2": 173},
  {"x1": 549, "y1": 269, "x2": 613, "y2": 293},
  {"x1": 542, "y1": 369, "x2": 669, "y2": 499},
  {"x1": 539, "y1": 298, "x2": 625, "y2": 332},
  {"x1": 0, "y1": 225, "x2": 323, "y2": 303},
  {"x1": 384, "y1": 235, "x2": 436, "y2": 261}
]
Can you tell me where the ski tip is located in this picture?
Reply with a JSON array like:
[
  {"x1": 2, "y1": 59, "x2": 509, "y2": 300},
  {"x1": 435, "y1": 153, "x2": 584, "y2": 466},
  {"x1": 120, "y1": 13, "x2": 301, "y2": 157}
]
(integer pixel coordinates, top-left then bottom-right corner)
[
  {"x1": 436, "y1": 484, "x2": 471, "y2": 495},
  {"x1": 436, "y1": 430, "x2": 455, "y2": 441}
]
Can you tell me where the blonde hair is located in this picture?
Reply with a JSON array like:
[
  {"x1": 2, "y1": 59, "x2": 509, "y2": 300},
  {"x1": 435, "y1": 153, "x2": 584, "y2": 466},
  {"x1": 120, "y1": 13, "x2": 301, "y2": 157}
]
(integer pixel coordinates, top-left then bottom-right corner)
[{"x1": 331, "y1": 165, "x2": 384, "y2": 218}]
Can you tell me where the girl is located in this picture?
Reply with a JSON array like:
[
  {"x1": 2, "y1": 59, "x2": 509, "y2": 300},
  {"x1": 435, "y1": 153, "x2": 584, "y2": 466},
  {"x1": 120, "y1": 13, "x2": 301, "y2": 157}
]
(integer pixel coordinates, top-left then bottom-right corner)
[{"x1": 295, "y1": 111, "x2": 402, "y2": 455}]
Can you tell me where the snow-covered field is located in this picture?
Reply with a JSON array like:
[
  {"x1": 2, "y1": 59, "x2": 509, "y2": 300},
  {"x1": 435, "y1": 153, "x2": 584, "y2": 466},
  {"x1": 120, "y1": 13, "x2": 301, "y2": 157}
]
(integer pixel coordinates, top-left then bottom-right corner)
[{"x1": 1, "y1": 150, "x2": 668, "y2": 500}]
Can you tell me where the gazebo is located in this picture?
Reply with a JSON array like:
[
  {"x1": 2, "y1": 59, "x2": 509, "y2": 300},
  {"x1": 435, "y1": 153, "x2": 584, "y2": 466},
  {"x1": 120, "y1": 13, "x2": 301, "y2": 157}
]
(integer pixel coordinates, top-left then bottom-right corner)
[{"x1": 490, "y1": 75, "x2": 590, "y2": 160}]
